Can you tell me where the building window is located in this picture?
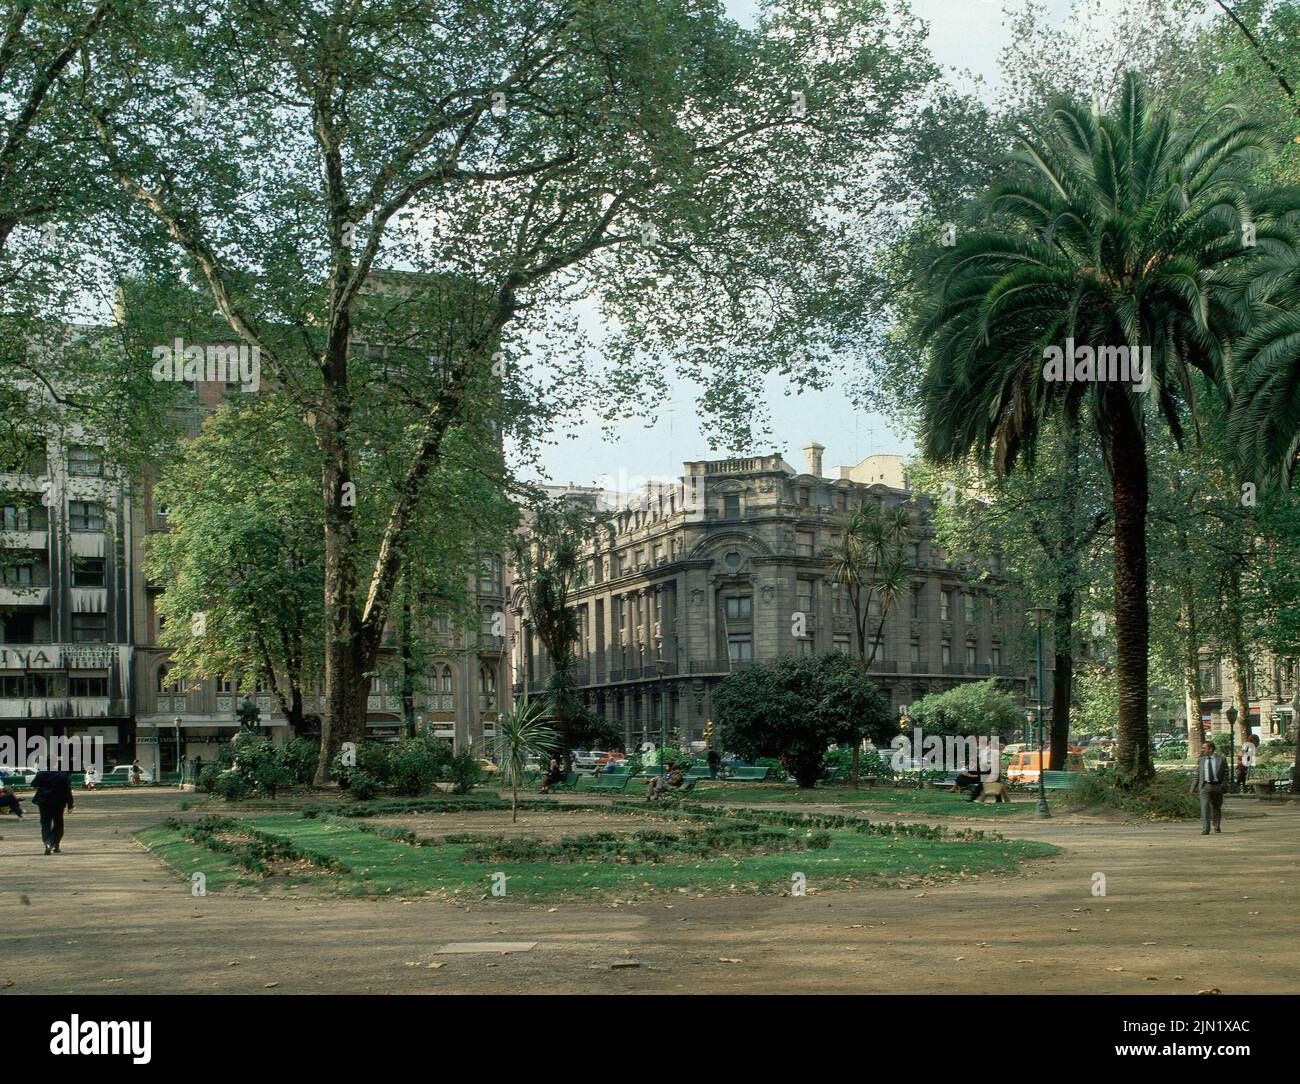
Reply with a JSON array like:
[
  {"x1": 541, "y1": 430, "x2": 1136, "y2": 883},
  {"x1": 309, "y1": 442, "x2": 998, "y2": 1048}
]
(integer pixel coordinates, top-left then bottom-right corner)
[
  {"x1": 966, "y1": 643, "x2": 977, "y2": 667},
  {"x1": 991, "y1": 646, "x2": 1002, "y2": 669},
  {"x1": 833, "y1": 635, "x2": 851, "y2": 654},
  {"x1": 68, "y1": 446, "x2": 103, "y2": 477},
  {"x1": 430, "y1": 663, "x2": 453, "y2": 711},
  {"x1": 910, "y1": 640, "x2": 921, "y2": 666},
  {"x1": 72, "y1": 557, "x2": 106, "y2": 587},
  {"x1": 910, "y1": 542, "x2": 921, "y2": 566},
  {"x1": 940, "y1": 589, "x2": 952, "y2": 621},
  {"x1": 0, "y1": 673, "x2": 55, "y2": 698},
  {"x1": 69, "y1": 675, "x2": 108, "y2": 698},
  {"x1": 723, "y1": 494, "x2": 740, "y2": 518},
  {"x1": 477, "y1": 555, "x2": 502, "y2": 594},
  {"x1": 941, "y1": 642, "x2": 951, "y2": 667},
  {"x1": 796, "y1": 530, "x2": 814, "y2": 557},
  {"x1": 834, "y1": 491, "x2": 847, "y2": 511},
  {"x1": 68, "y1": 501, "x2": 105, "y2": 531},
  {"x1": 478, "y1": 665, "x2": 497, "y2": 712},
  {"x1": 158, "y1": 666, "x2": 185, "y2": 693},
  {"x1": 1, "y1": 503, "x2": 48, "y2": 531},
  {"x1": 798, "y1": 636, "x2": 815, "y2": 655},
  {"x1": 724, "y1": 595, "x2": 752, "y2": 620},
  {"x1": 796, "y1": 580, "x2": 814, "y2": 612},
  {"x1": 910, "y1": 584, "x2": 922, "y2": 619},
  {"x1": 727, "y1": 634, "x2": 753, "y2": 663},
  {"x1": 964, "y1": 594, "x2": 976, "y2": 623},
  {"x1": 1, "y1": 557, "x2": 41, "y2": 586},
  {"x1": 71, "y1": 613, "x2": 107, "y2": 643}
]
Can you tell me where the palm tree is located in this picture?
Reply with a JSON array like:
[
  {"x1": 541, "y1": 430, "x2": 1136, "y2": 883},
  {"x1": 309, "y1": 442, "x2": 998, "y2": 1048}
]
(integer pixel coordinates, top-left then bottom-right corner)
[
  {"x1": 830, "y1": 502, "x2": 911, "y2": 786},
  {"x1": 494, "y1": 699, "x2": 560, "y2": 823},
  {"x1": 919, "y1": 72, "x2": 1291, "y2": 784}
]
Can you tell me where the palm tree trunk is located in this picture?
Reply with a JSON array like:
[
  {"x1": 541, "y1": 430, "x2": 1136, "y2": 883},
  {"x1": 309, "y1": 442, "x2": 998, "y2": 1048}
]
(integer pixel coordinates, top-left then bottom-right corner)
[
  {"x1": 1109, "y1": 403, "x2": 1153, "y2": 784},
  {"x1": 1049, "y1": 589, "x2": 1074, "y2": 770},
  {"x1": 1179, "y1": 548, "x2": 1205, "y2": 759},
  {"x1": 1226, "y1": 567, "x2": 1254, "y2": 750},
  {"x1": 512, "y1": 781, "x2": 518, "y2": 823}
]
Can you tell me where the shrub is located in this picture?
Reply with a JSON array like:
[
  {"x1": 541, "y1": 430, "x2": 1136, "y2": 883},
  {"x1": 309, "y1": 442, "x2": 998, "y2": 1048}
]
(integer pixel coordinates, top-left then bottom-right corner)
[
  {"x1": 346, "y1": 769, "x2": 380, "y2": 801},
  {"x1": 279, "y1": 738, "x2": 320, "y2": 785},
  {"x1": 446, "y1": 749, "x2": 480, "y2": 794},
  {"x1": 329, "y1": 740, "x2": 396, "y2": 788},
  {"x1": 215, "y1": 771, "x2": 250, "y2": 802},
  {"x1": 1066, "y1": 768, "x2": 1198, "y2": 820},
  {"x1": 198, "y1": 764, "x2": 223, "y2": 793},
  {"x1": 229, "y1": 735, "x2": 292, "y2": 797},
  {"x1": 389, "y1": 739, "x2": 438, "y2": 797}
]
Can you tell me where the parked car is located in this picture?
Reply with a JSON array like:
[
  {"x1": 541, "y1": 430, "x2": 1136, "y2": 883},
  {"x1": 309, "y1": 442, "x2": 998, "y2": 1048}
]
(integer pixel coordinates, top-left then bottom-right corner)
[
  {"x1": 105, "y1": 764, "x2": 155, "y2": 784},
  {"x1": 0, "y1": 766, "x2": 37, "y2": 787}
]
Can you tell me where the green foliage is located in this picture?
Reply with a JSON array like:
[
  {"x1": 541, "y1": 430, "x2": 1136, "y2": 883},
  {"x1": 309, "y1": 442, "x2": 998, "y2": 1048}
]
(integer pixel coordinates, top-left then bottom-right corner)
[
  {"x1": 388, "y1": 739, "x2": 440, "y2": 797},
  {"x1": 907, "y1": 679, "x2": 1022, "y2": 738},
  {"x1": 1064, "y1": 768, "x2": 1199, "y2": 820},
  {"x1": 229, "y1": 735, "x2": 292, "y2": 797},
  {"x1": 714, "y1": 653, "x2": 891, "y2": 788},
  {"x1": 279, "y1": 739, "x2": 321, "y2": 786},
  {"x1": 215, "y1": 772, "x2": 250, "y2": 802},
  {"x1": 346, "y1": 770, "x2": 380, "y2": 802},
  {"x1": 198, "y1": 764, "x2": 223, "y2": 794},
  {"x1": 445, "y1": 750, "x2": 480, "y2": 796}
]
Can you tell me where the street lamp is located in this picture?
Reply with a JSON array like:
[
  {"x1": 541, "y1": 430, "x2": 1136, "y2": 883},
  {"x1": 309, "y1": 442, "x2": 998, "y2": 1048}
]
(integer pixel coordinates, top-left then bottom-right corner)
[
  {"x1": 1225, "y1": 704, "x2": 1238, "y2": 793},
  {"x1": 174, "y1": 715, "x2": 183, "y2": 788},
  {"x1": 1030, "y1": 605, "x2": 1052, "y2": 819}
]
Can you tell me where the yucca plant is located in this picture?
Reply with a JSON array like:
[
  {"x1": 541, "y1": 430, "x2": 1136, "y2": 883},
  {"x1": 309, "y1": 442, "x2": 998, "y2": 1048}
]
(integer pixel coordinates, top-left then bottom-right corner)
[
  {"x1": 494, "y1": 699, "x2": 560, "y2": 823},
  {"x1": 919, "y1": 72, "x2": 1298, "y2": 784}
]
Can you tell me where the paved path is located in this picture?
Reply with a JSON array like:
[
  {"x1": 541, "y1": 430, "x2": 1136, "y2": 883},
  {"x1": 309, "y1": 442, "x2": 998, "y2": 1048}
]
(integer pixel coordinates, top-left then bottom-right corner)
[{"x1": 1, "y1": 789, "x2": 1296, "y2": 994}]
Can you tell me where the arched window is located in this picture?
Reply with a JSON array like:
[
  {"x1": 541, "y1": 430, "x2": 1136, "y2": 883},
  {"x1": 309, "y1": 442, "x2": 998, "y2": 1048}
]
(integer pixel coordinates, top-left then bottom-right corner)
[
  {"x1": 157, "y1": 665, "x2": 185, "y2": 693},
  {"x1": 425, "y1": 663, "x2": 453, "y2": 711},
  {"x1": 478, "y1": 665, "x2": 496, "y2": 712}
]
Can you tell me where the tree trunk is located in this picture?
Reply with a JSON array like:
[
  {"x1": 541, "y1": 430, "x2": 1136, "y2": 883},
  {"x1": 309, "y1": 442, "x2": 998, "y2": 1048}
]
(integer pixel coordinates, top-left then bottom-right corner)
[
  {"x1": 399, "y1": 581, "x2": 417, "y2": 739},
  {"x1": 1108, "y1": 401, "x2": 1153, "y2": 784},
  {"x1": 1180, "y1": 571, "x2": 1204, "y2": 759},
  {"x1": 1226, "y1": 567, "x2": 1253, "y2": 750},
  {"x1": 1049, "y1": 589, "x2": 1074, "y2": 771}
]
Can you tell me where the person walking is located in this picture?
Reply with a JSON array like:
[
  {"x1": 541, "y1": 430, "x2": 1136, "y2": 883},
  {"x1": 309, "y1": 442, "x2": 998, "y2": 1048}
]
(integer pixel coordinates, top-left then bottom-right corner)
[
  {"x1": 1190, "y1": 740, "x2": 1228, "y2": 835},
  {"x1": 29, "y1": 766, "x2": 75, "y2": 854},
  {"x1": 706, "y1": 748, "x2": 721, "y2": 780}
]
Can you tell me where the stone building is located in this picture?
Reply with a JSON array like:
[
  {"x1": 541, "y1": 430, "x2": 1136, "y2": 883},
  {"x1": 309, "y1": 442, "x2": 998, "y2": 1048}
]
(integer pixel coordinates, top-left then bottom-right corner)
[
  {"x1": 510, "y1": 445, "x2": 1029, "y2": 753},
  {"x1": 1, "y1": 421, "x2": 135, "y2": 768}
]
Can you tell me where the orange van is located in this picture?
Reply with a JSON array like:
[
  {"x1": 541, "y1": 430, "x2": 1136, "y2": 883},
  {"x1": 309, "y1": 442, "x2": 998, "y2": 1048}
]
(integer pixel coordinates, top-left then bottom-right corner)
[{"x1": 1006, "y1": 749, "x2": 1084, "y2": 783}]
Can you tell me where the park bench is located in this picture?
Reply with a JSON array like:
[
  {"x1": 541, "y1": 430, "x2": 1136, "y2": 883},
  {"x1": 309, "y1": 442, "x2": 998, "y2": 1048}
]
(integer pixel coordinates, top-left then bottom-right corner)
[
  {"x1": 723, "y1": 766, "x2": 771, "y2": 782},
  {"x1": 579, "y1": 772, "x2": 633, "y2": 793},
  {"x1": 685, "y1": 765, "x2": 713, "y2": 780},
  {"x1": 1039, "y1": 770, "x2": 1081, "y2": 791}
]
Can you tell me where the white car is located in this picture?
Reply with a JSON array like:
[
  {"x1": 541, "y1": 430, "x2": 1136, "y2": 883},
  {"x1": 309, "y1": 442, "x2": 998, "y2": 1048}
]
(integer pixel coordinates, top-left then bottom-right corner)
[
  {"x1": 1, "y1": 766, "x2": 37, "y2": 787},
  {"x1": 105, "y1": 765, "x2": 155, "y2": 784}
]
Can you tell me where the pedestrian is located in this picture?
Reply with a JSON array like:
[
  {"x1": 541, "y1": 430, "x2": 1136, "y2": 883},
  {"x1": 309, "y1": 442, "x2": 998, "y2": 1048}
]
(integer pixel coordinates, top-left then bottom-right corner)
[
  {"x1": 83, "y1": 765, "x2": 98, "y2": 790},
  {"x1": 1235, "y1": 756, "x2": 1247, "y2": 791},
  {"x1": 130, "y1": 757, "x2": 142, "y2": 785},
  {"x1": 192, "y1": 754, "x2": 203, "y2": 783},
  {"x1": 707, "y1": 748, "x2": 721, "y2": 780},
  {"x1": 29, "y1": 765, "x2": 75, "y2": 854},
  {"x1": 1190, "y1": 740, "x2": 1228, "y2": 835}
]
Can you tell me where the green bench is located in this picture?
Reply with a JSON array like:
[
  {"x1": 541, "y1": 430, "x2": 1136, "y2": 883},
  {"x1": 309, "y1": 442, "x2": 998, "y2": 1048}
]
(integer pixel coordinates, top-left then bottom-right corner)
[
  {"x1": 579, "y1": 772, "x2": 633, "y2": 793},
  {"x1": 723, "y1": 766, "x2": 772, "y2": 782},
  {"x1": 1039, "y1": 770, "x2": 1081, "y2": 790},
  {"x1": 685, "y1": 765, "x2": 713, "y2": 780}
]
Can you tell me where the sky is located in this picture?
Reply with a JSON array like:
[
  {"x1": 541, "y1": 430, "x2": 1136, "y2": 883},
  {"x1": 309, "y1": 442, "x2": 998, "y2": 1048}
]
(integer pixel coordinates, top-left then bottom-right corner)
[{"x1": 527, "y1": 0, "x2": 1082, "y2": 490}]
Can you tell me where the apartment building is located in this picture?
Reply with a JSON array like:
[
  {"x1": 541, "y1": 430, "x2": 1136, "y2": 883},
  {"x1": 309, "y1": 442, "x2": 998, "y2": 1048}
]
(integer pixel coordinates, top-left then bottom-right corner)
[
  {"x1": 510, "y1": 444, "x2": 1029, "y2": 752},
  {"x1": 0, "y1": 428, "x2": 135, "y2": 767}
]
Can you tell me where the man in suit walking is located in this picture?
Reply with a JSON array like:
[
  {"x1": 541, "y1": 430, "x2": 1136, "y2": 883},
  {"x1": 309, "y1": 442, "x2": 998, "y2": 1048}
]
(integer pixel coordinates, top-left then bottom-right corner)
[
  {"x1": 1190, "y1": 740, "x2": 1228, "y2": 835},
  {"x1": 29, "y1": 766, "x2": 75, "y2": 854}
]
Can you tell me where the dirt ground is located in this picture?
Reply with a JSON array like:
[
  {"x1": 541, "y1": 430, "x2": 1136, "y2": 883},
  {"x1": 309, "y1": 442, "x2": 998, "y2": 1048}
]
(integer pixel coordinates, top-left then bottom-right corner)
[
  {"x1": 1, "y1": 789, "x2": 1296, "y2": 995},
  {"x1": 373, "y1": 807, "x2": 681, "y2": 839}
]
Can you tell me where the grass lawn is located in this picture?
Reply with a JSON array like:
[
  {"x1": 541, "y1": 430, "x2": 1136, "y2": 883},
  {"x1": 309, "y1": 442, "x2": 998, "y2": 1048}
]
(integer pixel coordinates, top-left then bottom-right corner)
[
  {"x1": 691, "y1": 782, "x2": 1030, "y2": 817},
  {"x1": 137, "y1": 798, "x2": 1055, "y2": 901}
]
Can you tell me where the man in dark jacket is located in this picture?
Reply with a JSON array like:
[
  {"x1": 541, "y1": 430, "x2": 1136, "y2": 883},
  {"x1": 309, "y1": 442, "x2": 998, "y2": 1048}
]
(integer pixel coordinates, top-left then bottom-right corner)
[{"x1": 29, "y1": 768, "x2": 74, "y2": 854}]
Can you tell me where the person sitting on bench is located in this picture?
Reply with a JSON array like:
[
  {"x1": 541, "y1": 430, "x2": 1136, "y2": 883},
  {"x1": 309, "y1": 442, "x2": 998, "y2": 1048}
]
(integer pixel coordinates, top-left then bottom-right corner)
[
  {"x1": 646, "y1": 762, "x2": 686, "y2": 801},
  {"x1": 539, "y1": 758, "x2": 564, "y2": 794},
  {"x1": 0, "y1": 774, "x2": 24, "y2": 818},
  {"x1": 953, "y1": 770, "x2": 984, "y2": 801}
]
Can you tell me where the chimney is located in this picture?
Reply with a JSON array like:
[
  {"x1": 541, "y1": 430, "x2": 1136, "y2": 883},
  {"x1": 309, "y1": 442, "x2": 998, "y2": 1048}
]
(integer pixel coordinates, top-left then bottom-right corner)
[{"x1": 802, "y1": 441, "x2": 824, "y2": 478}]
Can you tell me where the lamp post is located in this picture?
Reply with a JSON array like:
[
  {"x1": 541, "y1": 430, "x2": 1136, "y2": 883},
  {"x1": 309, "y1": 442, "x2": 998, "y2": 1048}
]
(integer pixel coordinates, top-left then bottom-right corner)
[
  {"x1": 655, "y1": 655, "x2": 667, "y2": 772},
  {"x1": 1031, "y1": 605, "x2": 1052, "y2": 819},
  {"x1": 173, "y1": 715, "x2": 183, "y2": 788},
  {"x1": 1225, "y1": 704, "x2": 1238, "y2": 793}
]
